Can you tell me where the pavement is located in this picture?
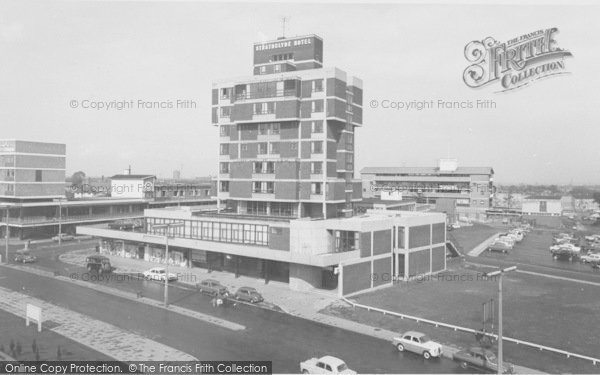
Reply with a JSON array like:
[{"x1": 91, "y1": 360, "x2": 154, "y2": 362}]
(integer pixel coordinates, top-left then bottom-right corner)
[
  {"x1": 467, "y1": 233, "x2": 500, "y2": 257},
  {"x1": 56, "y1": 248, "x2": 545, "y2": 374},
  {"x1": 0, "y1": 285, "x2": 196, "y2": 361}
]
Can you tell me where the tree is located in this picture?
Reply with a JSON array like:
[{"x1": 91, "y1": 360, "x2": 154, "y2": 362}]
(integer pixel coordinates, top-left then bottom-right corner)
[{"x1": 71, "y1": 171, "x2": 86, "y2": 186}]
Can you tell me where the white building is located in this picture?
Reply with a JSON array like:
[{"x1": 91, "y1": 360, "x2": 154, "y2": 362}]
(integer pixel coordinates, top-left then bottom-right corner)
[{"x1": 521, "y1": 196, "x2": 562, "y2": 216}]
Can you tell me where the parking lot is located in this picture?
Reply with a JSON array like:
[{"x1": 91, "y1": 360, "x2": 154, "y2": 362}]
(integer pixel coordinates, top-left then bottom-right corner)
[{"x1": 480, "y1": 227, "x2": 600, "y2": 275}]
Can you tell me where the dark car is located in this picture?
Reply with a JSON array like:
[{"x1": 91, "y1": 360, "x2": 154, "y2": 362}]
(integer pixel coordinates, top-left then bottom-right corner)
[
  {"x1": 197, "y1": 279, "x2": 229, "y2": 296},
  {"x1": 85, "y1": 255, "x2": 112, "y2": 274},
  {"x1": 453, "y1": 347, "x2": 514, "y2": 374},
  {"x1": 14, "y1": 250, "x2": 37, "y2": 263},
  {"x1": 234, "y1": 286, "x2": 264, "y2": 303}
]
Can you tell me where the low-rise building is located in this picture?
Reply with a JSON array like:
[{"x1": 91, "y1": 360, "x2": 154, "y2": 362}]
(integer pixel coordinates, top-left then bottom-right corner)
[{"x1": 521, "y1": 195, "x2": 562, "y2": 216}]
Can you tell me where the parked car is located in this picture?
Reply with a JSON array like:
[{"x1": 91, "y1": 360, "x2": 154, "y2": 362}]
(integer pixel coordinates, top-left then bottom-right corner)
[
  {"x1": 197, "y1": 279, "x2": 229, "y2": 296},
  {"x1": 580, "y1": 253, "x2": 600, "y2": 264},
  {"x1": 85, "y1": 255, "x2": 112, "y2": 274},
  {"x1": 392, "y1": 331, "x2": 443, "y2": 359},
  {"x1": 300, "y1": 356, "x2": 355, "y2": 374},
  {"x1": 488, "y1": 241, "x2": 512, "y2": 253},
  {"x1": 143, "y1": 267, "x2": 177, "y2": 281},
  {"x1": 14, "y1": 250, "x2": 37, "y2": 263},
  {"x1": 452, "y1": 347, "x2": 514, "y2": 374},
  {"x1": 234, "y1": 286, "x2": 264, "y2": 303},
  {"x1": 52, "y1": 233, "x2": 74, "y2": 242}
]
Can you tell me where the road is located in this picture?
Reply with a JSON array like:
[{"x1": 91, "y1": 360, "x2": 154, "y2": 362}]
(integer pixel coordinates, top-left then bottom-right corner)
[{"x1": 0, "y1": 244, "x2": 466, "y2": 374}]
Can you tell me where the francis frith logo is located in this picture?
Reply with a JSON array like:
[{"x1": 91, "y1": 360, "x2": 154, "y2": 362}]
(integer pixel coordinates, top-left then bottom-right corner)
[{"x1": 463, "y1": 28, "x2": 573, "y2": 92}]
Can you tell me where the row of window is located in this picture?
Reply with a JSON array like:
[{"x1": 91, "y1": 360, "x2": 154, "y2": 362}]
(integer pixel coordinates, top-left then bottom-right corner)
[
  {"x1": 146, "y1": 217, "x2": 269, "y2": 246},
  {"x1": 220, "y1": 121, "x2": 324, "y2": 137},
  {"x1": 219, "y1": 161, "x2": 323, "y2": 175},
  {"x1": 246, "y1": 201, "x2": 295, "y2": 217},
  {"x1": 219, "y1": 100, "x2": 325, "y2": 119},
  {"x1": 219, "y1": 181, "x2": 327, "y2": 194},
  {"x1": 220, "y1": 141, "x2": 323, "y2": 155}
]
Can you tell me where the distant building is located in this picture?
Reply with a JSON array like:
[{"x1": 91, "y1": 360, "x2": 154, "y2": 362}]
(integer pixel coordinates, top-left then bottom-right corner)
[
  {"x1": 0, "y1": 140, "x2": 66, "y2": 201},
  {"x1": 522, "y1": 196, "x2": 562, "y2": 216},
  {"x1": 110, "y1": 174, "x2": 156, "y2": 199},
  {"x1": 361, "y1": 159, "x2": 494, "y2": 221},
  {"x1": 172, "y1": 170, "x2": 181, "y2": 180}
]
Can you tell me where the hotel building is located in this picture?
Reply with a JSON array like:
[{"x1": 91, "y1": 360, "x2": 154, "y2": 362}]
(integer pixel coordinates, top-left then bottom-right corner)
[{"x1": 78, "y1": 34, "x2": 447, "y2": 296}]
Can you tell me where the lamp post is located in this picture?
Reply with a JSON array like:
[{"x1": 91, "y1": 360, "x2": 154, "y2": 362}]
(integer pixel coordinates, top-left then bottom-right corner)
[
  {"x1": 484, "y1": 265, "x2": 517, "y2": 375},
  {"x1": 2, "y1": 205, "x2": 9, "y2": 264},
  {"x1": 54, "y1": 198, "x2": 66, "y2": 246},
  {"x1": 145, "y1": 221, "x2": 185, "y2": 307}
]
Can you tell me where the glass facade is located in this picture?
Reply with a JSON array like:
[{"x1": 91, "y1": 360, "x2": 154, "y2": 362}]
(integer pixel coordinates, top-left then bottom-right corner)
[{"x1": 146, "y1": 217, "x2": 269, "y2": 246}]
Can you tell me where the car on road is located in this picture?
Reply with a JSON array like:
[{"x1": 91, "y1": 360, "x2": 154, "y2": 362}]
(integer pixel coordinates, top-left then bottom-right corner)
[
  {"x1": 452, "y1": 347, "x2": 514, "y2": 374},
  {"x1": 143, "y1": 267, "x2": 178, "y2": 281},
  {"x1": 300, "y1": 355, "x2": 355, "y2": 374},
  {"x1": 234, "y1": 286, "x2": 264, "y2": 303},
  {"x1": 14, "y1": 250, "x2": 37, "y2": 263},
  {"x1": 197, "y1": 279, "x2": 229, "y2": 296},
  {"x1": 52, "y1": 233, "x2": 74, "y2": 242},
  {"x1": 392, "y1": 331, "x2": 443, "y2": 359},
  {"x1": 85, "y1": 255, "x2": 112, "y2": 274},
  {"x1": 580, "y1": 252, "x2": 600, "y2": 264},
  {"x1": 488, "y1": 241, "x2": 512, "y2": 253},
  {"x1": 549, "y1": 243, "x2": 581, "y2": 261}
]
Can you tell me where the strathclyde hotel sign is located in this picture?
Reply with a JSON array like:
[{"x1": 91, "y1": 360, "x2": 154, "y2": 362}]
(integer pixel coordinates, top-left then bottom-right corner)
[
  {"x1": 255, "y1": 37, "x2": 313, "y2": 51},
  {"x1": 463, "y1": 28, "x2": 573, "y2": 92}
]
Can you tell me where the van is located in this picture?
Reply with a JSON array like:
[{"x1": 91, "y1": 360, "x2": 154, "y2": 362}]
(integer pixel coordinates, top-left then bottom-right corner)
[{"x1": 85, "y1": 255, "x2": 112, "y2": 274}]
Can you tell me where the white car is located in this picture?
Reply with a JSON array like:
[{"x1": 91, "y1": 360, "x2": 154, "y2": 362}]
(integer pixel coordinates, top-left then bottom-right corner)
[
  {"x1": 300, "y1": 356, "x2": 356, "y2": 374},
  {"x1": 580, "y1": 253, "x2": 600, "y2": 263},
  {"x1": 143, "y1": 267, "x2": 177, "y2": 281},
  {"x1": 392, "y1": 331, "x2": 443, "y2": 359}
]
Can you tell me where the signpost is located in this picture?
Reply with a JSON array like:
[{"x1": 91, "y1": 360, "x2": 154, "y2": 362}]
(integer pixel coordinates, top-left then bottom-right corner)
[{"x1": 26, "y1": 304, "x2": 42, "y2": 332}]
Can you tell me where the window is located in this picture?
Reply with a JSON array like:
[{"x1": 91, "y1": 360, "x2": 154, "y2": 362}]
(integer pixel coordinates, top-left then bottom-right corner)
[
  {"x1": 219, "y1": 181, "x2": 229, "y2": 192},
  {"x1": 35, "y1": 170, "x2": 42, "y2": 182},
  {"x1": 311, "y1": 121, "x2": 323, "y2": 133},
  {"x1": 311, "y1": 162, "x2": 322, "y2": 174},
  {"x1": 312, "y1": 80, "x2": 323, "y2": 92},
  {"x1": 258, "y1": 142, "x2": 268, "y2": 155},
  {"x1": 259, "y1": 123, "x2": 269, "y2": 135},
  {"x1": 220, "y1": 107, "x2": 231, "y2": 117},
  {"x1": 260, "y1": 66, "x2": 266, "y2": 74},
  {"x1": 269, "y1": 142, "x2": 279, "y2": 154},
  {"x1": 253, "y1": 181, "x2": 261, "y2": 193},
  {"x1": 271, "y1": 123, "x2": 280, "y2": 135},
  {"x1": 311, "y1": 141, "x2": 323, "y2": 154},
  {"x1": 312, "y1": 100, "x2": 323, "y2": 113},
  {"x1": 241, "y1": 144, "x2": 248, "y2": 152},
  {"x1": 266, "y1": 162, "x2": 275, "y2": 174},
  {"x1": 219, "y1": 126, "x2": 229, "y2": 137},
  {"x1": 290, "y1": 142, "x2": 298, "y2": 151},
  {"x1": 220, "y1": 88, "x2": 230, "y2": 100},
  {"x1": 220, "y1": 162, "x2": 229, "y2": 173},
  {"x1": 334, "y1": 231, "x2": 359, "y2": 252},
  {"x1": 311, "y1": 182, "x2": 322, "y2": 195},
  {"x1": 253, "y1": 162, "x2": 262, "y2": 173},
  {"x1": 220, "y1": 144, "x2": 229, "y2": 155},
  {"x1": 274, "y1": 64, "x2": 281, "y2": 73},
  {"x1": 254, "y1": 102, "x2": 275, "y2": 115}
]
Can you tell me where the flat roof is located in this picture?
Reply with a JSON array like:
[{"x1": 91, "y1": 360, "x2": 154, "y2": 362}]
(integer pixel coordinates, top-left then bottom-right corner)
[
  {"x1": 524, "y1": 195, "x2": 562, "y2": 200},
  {"x1": 111, "y1": 174, "x2": 155, "y2": 180},
  {"x1": 361, "y1": 166, "x2": 494, "y2": 175}
]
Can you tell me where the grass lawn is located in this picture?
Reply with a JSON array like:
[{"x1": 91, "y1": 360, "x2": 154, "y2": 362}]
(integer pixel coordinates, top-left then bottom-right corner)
[
  {"x1": 0, "y1": 309, "x2": 113, "y2": 361},
  {"x1": 323, "y1": 261, "x2": 600, "y2": 374},
  {"x1": 448, "y1": 224, "x2": 499, "y2": 254}
]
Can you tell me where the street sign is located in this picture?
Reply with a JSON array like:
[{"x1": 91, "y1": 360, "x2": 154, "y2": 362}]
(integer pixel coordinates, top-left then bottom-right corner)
[{"x1": 26, "y1": 304, "x2": 42, "y2": 332}]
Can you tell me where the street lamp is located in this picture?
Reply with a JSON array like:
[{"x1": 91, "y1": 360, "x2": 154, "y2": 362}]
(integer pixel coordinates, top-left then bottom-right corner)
[
  {"x1": 54, "y1": 198, "x2": 66, "y2": 246},
  {"x1": 2, "y1": 205, "x2": 9, "y2": 264},
  {"x1": 484, "y1": 265, "x2": 517, "y2": 375},
  {"x1": 145, "y1": 221, "x2": 185, "y2": 307}
]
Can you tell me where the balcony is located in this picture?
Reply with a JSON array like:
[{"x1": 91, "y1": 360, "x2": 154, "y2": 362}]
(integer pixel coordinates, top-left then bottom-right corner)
[{"x1": 234, "y1": 89, "x2": 298, "y2": 102}]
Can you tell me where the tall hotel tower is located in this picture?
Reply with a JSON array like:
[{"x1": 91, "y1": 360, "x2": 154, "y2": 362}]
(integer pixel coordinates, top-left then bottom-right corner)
[{"x1": 212, "y1": 34, "x2": 363, "y2": 219}]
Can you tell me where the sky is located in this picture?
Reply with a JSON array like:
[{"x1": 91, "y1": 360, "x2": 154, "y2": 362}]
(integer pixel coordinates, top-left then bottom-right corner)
[{"x1": 1, "y1": 1, "x2": 599, "y2": 184}]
